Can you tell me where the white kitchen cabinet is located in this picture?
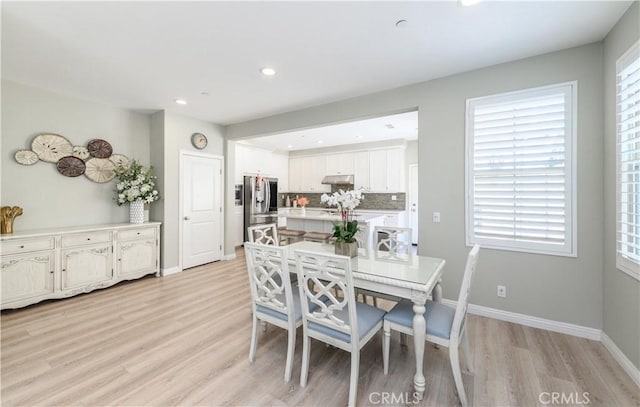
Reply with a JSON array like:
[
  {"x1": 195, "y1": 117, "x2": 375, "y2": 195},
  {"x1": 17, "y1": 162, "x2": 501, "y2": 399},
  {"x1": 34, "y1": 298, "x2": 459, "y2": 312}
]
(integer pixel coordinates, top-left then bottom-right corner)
[
  {"x1": 367, "y1": 148, "x2": 405, "y2": 192},
  {"x1": 235, "y1": 144, "x2": 289, "y2": 191},
  {"x1": 0, "y1": 222, "x2": 161, "y2": 310},
  {"x1": 288, "y1": 156, "x2": 305, "y2": 191},
  {"x1": 326, "y1": 152, "x2": 355, "y2": 175},
  {"x1": 354, "y1": 151, "x2": 370, "y2": 191},
  {"x1": 310, "y1": 155, "x2": 331, "y2": 192},
  {"x1": 368, "y1": 150, "x2": 388, "y2": 192}
]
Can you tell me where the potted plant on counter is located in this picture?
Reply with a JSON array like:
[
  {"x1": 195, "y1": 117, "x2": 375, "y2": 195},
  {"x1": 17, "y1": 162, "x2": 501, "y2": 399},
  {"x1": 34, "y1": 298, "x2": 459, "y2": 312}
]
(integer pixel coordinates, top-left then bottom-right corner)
[{"x1": 320, "y1": 189, "x2": 363, "y2": 257}]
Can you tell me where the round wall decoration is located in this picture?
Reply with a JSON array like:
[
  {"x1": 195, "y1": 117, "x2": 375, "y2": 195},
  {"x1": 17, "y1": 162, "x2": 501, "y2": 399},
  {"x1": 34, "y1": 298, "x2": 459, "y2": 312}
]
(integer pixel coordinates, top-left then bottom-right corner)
[
  {"x1": 14, "y1": 150, "x2": 39, "y2": 166},
  {"x1": 84, "y1": 158, "x2": 115, "y2": 183},
  {"x1": 87, "y1": 139, "x2": 113, "y2": 158},
  {"x1": 31, "y1": 133, "x2": 73, "y2": 163},
  {"x1": 56, "y1": 156, "x2": 86, "y2": 177},
  {"x1": 109, "y1": 154, "x2": 130, "y2": 169},
  {"x1": 72, "y1": 146, "x2": 91, "y2": 161}
]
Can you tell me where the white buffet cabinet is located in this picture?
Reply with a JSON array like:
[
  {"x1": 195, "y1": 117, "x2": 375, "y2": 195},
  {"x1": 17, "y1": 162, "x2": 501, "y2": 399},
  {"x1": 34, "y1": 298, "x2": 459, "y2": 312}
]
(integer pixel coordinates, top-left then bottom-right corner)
[{"x1": 0, "y1": 222, "x2": 160, "y2": 310}]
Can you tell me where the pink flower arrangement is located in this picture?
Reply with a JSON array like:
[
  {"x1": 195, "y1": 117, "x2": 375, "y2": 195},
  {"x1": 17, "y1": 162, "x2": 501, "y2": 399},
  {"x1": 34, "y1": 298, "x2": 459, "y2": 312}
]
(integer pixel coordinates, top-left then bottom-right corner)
[{"x1": 297, "y1": 196, "x2": 309, "y2": 207}]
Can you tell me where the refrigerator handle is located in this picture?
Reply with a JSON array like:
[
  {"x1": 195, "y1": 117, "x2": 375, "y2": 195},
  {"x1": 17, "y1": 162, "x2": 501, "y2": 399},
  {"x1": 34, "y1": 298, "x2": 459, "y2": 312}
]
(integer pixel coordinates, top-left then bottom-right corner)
[{"x1": 265, "y1": 180, "x2": 271, "y2": 213}]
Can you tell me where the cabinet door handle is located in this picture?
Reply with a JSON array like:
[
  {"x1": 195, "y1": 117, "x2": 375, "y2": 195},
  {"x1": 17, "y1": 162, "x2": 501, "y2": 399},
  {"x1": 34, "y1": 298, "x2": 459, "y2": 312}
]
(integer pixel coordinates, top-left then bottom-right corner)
[
  {"x1": 87, "y1": 238, "x2": 91, "y2": 241},
  {"x1": 62, "y1": 268, "x2": 66, "y2": 272},
  {"x1": 19, "y1": 245, "x2": 25, "y2": 249},
  {"x1": 137, "y1": 232, "x2": 141, "y2": 235},
  {"x1": 50, "y1": 270, "x2": 54, "y2": 274},
  {"x1": 184, "y1": 216, "x2": 190, "y2": 220}
]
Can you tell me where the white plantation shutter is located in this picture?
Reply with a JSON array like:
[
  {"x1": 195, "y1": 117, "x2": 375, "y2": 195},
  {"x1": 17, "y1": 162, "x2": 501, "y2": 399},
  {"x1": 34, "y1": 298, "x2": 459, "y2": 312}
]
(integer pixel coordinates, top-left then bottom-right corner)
[
  {"x1": 616, "y1": 40, "x2": 640, "y2": 279},
  {"x1": 466, "y1": 83, "x2": 576, "y2": 256}
]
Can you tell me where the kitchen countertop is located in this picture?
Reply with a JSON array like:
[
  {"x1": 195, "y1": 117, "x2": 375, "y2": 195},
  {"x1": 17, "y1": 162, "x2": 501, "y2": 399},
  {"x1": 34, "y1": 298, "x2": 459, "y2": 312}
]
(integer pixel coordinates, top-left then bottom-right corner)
[
  {"x1": 279, "y1": 207, "x2": 405, "y2": 214},
  {"x1": 281, "y1": 212, "x2": 385, "y2": 222}
]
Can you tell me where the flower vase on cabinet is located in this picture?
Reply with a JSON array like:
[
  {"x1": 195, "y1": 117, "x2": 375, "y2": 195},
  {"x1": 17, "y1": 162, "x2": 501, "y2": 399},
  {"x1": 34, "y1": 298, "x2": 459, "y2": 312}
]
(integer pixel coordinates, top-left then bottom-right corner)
[{"x1": 130, "y1": 200, "x2": 144, "y2": 224}]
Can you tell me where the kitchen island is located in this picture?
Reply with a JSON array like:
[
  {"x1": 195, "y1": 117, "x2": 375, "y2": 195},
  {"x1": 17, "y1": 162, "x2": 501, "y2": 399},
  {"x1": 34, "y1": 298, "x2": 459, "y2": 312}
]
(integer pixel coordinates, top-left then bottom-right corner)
[{"x1": 279, "y1": 208, "x2": 384, "y2": 248}]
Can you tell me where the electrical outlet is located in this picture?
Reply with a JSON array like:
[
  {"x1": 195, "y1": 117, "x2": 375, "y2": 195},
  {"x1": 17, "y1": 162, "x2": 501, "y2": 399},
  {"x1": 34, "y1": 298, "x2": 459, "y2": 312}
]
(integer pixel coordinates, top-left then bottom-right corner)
[
  {"x1": 497, "y1": 285, "x2": 506, "y2": 298},
  {"x1": 391, "y1": 195, "x2": 397, "y2": 201},
  {"x1": 432, "y1": 212, "x2": 441, "y2": 223}
]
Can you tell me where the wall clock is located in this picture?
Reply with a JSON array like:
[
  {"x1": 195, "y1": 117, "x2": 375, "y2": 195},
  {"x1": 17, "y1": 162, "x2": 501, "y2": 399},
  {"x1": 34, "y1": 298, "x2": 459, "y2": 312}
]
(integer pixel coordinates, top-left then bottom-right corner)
[{"x1": 191, "y1": 133, "x2": 208, "y2": 149}]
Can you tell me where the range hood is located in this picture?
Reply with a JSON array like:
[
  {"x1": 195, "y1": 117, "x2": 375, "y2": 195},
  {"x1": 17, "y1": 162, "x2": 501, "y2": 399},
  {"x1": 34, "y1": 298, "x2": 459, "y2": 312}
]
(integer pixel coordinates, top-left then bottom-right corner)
[{"x1": 321, "y1": 174, "x2": 354, "y2": 184}]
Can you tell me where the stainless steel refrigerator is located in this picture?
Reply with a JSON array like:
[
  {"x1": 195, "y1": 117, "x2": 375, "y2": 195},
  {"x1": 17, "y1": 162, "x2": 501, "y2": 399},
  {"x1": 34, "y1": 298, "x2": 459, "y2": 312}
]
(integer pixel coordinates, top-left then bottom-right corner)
[{"x1": 243, "y1": 175, "x2": 279, "y2": 242}]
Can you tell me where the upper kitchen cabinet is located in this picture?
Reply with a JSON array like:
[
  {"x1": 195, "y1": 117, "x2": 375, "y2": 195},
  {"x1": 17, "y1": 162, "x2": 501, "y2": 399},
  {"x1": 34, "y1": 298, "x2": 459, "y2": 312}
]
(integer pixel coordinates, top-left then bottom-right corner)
[
  {"x1": 353, "y1": 151, "x2": 369, "y2": 191},
  {"x1": 366, "y1": 148, "x2": 405, "y2": 192},
  {"x1": 288, "y1": 156, "x2": 330, "y2": 192},
  {"x1": 235, "y1": 144, "x2": 288, "y2": 192},
  {"x1": 326, "y1": 152, "x2": 355, "y2": 175}
]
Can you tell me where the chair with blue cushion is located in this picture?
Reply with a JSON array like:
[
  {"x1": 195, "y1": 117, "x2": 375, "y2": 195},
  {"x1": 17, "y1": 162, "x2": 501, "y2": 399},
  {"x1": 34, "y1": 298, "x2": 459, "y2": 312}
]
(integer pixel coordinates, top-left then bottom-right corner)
[
  {"x1": 382, "y1": 244, "x2": 480, "y2": 407},
  {"x1": 244, "y1": 242, "x2": 307, "y2": 382},
  {"x1": 294, "y1": 250, "x2": 388, "y2": 407}
]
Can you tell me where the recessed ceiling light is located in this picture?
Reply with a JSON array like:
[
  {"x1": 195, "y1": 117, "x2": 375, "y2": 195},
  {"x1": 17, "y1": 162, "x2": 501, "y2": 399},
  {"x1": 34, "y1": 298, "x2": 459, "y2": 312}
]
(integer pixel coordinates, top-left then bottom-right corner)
[
  {"x1": 174, "y1": 98, "x2": 187, "y2": 105},
  {"x1": 260, "y1": 67, "x2": 276, "y2": 76},
  {"x1": 356, "y1": 135, "x2": 363, "y2": 139},
  {"x1": 287, "y1": 144, "x2": 293, "y2": 149},
  {"x1": 385, "y1": 124, "x2": 395, "y2": 129},
  {"x1": 200, "y1": 91, "x2": 209, "y2": 96},
  {"x1": 459, "y1": 0, "x2": 482, "y2": 6},
  {"x1": 317, "y1": 140, "x2": 323, "y2": 144}
]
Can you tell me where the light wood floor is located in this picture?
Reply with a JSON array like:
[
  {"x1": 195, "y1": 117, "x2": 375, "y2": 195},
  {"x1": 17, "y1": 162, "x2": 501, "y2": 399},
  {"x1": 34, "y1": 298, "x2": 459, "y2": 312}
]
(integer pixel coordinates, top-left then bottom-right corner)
[{"x1": 2, "y1": 248, "x2": 638, "y2": 406}]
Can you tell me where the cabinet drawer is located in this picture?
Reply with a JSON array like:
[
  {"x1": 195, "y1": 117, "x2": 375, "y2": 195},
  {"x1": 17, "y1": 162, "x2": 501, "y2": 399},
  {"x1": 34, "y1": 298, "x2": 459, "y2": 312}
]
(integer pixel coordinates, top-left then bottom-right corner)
[
  {"x1": 118, "y1": 227, "x2": 156, "y2": 241},
  {"x1": 61, "y1": 231, "x2": 112, "y2": 248},
  {"x1": 1, "y1": 237, "x2": 55, "y2": 255}
]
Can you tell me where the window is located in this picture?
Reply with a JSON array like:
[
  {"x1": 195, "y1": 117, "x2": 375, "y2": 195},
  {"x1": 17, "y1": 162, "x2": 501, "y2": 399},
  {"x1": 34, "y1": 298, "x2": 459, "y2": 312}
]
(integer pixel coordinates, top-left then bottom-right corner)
[
  {"x1": 465, "y1": 83, "x2": 576, "y2": 256},
  {"x1": 616, "y1": 40, "x2": 640, "y2": 280}
]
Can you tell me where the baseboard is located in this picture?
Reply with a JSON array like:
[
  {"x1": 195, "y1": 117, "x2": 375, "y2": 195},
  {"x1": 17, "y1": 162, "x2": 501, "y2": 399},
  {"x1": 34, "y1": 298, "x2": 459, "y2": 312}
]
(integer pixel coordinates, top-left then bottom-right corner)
[
  {"x1": 161, "y1": 266, "x2": 181, "y2": 276},
  {"x1": 601, "y1": 332, "x2": 640, "y2": 387},
  {"x1": 222, "y1": 253, "x2": 237, "y2": 261},
  {"x1": 440, "y1": 299, "x2": 601, "y2": 340}
]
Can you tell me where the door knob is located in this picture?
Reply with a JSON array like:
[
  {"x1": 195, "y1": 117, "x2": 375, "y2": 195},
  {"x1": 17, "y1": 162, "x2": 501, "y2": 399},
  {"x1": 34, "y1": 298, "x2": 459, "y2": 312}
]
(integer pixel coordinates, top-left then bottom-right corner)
[{"x1": 184, "y1": 216, "x2": 190, "y2": 220}]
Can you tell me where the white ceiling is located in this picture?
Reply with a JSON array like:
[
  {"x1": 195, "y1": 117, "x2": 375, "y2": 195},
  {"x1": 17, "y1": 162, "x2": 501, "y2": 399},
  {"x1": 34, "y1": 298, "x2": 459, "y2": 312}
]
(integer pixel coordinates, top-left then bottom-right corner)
[
  {"x1": 1, "y1": 1, "x2": 632, "y2": 126},
  {"x1": 239, "y1": 110, "x2": 418, "y2": 151}
]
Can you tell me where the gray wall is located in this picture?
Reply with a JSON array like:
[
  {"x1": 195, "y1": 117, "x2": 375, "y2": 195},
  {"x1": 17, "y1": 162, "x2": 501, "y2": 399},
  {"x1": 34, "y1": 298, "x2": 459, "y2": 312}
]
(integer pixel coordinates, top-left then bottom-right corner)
[
  {"x1": 226, "y1": 43, "x2": 605, "y2": 331},
  {"x1": 152, "y1": 112, "x2": 225, "y2": 271},
  {"x1": 603, "y1": 2, "x2": 640, "y2": 370},
  {"x1": 1, "y1": 80, "x2": 150, "y2": 229}
]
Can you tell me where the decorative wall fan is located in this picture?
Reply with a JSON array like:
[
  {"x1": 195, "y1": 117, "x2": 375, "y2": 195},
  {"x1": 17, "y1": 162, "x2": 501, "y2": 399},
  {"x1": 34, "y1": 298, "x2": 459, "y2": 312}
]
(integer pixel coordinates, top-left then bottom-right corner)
[
  {"x1": 57, "y1": 156, "x2": 86, "y2": 177},
  {"x1": 84, "y1": 158, "x2": 116, "y2": 183}
]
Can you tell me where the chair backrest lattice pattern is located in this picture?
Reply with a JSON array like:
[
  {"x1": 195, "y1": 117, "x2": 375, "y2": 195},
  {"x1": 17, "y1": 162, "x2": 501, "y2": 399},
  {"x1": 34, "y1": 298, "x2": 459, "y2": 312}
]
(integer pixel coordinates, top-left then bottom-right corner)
[
  {"x1": 247, "y1": 223, "x2": 279, "y2": 246},
  {"x1": 244, "y1": 243, "x2": 294, "y2": 320},
  {"x1": 451, "y1": 244, "x2": 480, "y2": 342},
  {"x1": 374, "y1": 226, "x2": 412, "y2": 254},
  {"x1": 295, "y1": 250, "x2": 358, "y2": 341},
  {"x1": 355, "y1": 223, "x2": 369, "y2": 250}
]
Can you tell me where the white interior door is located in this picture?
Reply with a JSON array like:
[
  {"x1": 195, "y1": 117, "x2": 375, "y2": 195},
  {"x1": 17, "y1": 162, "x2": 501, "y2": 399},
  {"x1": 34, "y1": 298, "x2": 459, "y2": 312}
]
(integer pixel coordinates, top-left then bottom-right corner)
[
  {"x1": 409, "y1": 164, "x2": 419, "y2": 245},
  {"x1": 182, "y1": 152, "x2": 223, "y2": 269}
]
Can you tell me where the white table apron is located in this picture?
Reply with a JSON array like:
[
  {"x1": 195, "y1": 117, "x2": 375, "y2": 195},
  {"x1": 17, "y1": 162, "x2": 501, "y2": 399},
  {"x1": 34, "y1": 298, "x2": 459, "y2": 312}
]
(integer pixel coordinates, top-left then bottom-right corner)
[{"x1": 282, "y1": 241, "x2": 446, "y2": 400}]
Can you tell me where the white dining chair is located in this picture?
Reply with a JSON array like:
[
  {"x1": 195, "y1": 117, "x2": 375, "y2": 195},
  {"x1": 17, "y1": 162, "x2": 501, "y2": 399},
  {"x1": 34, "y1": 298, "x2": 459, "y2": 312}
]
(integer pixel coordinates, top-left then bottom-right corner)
[
  {"x1": 360, "y1": 226, "x2": 413, "y2": 307},
  {"x1": 294, "y1": 250, "x2": 387, "y2": 407},
  {"x1": 247, "y1": 223, "x2": 279, "y2": 246},
  {"x1": 382, "y1": 244, "x2": 480, "y2": 407},
  {"x1": 374, "y1": 226, "x2": 412, "y2": 254},
  {"x1": 244, "y1": 242, "x2": 306, "y2": 382}
]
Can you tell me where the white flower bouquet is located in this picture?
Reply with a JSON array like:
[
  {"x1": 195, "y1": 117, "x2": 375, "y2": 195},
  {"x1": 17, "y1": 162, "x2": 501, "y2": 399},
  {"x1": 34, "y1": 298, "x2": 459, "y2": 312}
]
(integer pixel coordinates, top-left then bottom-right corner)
[
  {"x1": 113, "y1": 160, "x2": 160, "y2": 206},
  {"x1": 321, "y1": 189, "x2": 364, "y2": 243}
]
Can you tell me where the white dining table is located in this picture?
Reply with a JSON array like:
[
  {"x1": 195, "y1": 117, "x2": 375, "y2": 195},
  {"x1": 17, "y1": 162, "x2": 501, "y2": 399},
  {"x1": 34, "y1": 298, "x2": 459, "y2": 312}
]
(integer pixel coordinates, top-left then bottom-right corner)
[{"x1": 281, "y1": 241, "x2": 446, "y2": 400}]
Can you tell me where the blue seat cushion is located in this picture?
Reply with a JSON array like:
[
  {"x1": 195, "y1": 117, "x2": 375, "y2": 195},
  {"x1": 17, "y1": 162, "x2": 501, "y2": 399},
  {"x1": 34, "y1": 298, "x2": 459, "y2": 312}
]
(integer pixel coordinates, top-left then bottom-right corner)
[
  {"x1": 384, "y1": 300, "x2": 455, "y2": 340},
  {"x1": 308, "y1": 302, "x2": 386, "y2": 343},
  {"x1": 256, "y1": 289, "x2": 320, "y2": 323}
]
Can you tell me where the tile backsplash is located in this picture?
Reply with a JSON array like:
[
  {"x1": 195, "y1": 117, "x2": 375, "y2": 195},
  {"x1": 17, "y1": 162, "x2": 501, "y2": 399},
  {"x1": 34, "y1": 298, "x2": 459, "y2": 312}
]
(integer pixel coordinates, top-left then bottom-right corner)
[{"x1": 280, "y1": 190, "x2": 406, "y2": 210}]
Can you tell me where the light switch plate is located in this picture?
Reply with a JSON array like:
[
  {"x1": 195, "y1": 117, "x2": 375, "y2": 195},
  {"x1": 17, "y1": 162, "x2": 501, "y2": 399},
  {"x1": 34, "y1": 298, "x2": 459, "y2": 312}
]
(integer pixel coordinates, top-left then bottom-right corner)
[
  {"x1": 432, "y1": 212, "x2": 441, "y2": 223},
  {"x1": 391, "y1": 195, "x2": 397, "y2": 201}
]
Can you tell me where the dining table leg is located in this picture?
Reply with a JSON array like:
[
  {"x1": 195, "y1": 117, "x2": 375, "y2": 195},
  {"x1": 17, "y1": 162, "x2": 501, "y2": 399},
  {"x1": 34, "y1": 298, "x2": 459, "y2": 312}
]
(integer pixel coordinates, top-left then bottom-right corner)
[{"x1": 411, "y1": 292, "x2": 428, "y2": 400}]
